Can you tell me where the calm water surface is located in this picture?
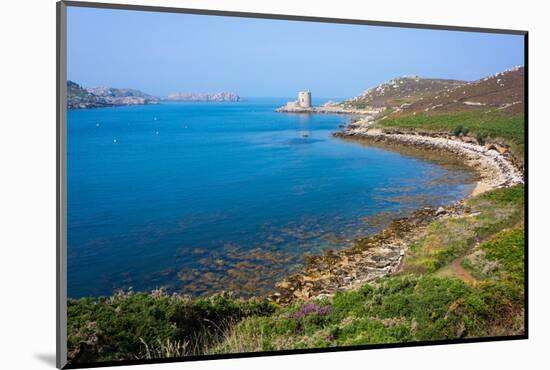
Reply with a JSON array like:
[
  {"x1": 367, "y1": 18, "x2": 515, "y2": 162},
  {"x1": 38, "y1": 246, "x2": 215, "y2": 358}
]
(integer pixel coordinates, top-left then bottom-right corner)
[{"x1": 67, "y1": 99, "x2": 475, "y2": 298}]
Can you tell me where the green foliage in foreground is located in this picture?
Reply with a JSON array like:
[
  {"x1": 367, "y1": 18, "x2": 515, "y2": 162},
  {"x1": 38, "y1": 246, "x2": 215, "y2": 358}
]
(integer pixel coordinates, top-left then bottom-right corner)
[
  {"x1": 452, "y1": 125, "x2": 470, "y2": 137},
  {"x1": 378, "y1": 111, "x2": 525, "y2": 159},
  {"x1": 211, "y1": 274, "x2": 523, "y2": 354},
  {"x1": 67, "y1": 186, "x2": 525, "y2": 363},
  {"x1": 67, "y1": 293, "x2": 275, "y2": 363}
]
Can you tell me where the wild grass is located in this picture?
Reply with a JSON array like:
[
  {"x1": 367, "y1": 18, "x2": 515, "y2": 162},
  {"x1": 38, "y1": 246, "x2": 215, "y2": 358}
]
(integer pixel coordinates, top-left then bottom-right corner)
[
  {"x1": 377, "y1": 111, "x2": 525, "y2": 160},
  {"x1": 462, "y1": 227, "x2": 525, "y2": 286},
  {"x1": 403, "y1": 185, "x2": 524, "y2": 275},
  {"x1": 212, "y1": 274, "x2": 524, "y2": 354},
  {"x1": 138, "y1": 338, "x2": 191, "y2": 359}
]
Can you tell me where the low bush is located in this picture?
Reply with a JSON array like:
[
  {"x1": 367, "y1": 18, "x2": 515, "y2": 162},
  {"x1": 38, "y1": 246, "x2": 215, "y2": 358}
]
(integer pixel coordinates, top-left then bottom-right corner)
[
  {"x1": 67, "y1": 291, "x2": 275, "y2": 364},
  {"x1": 452, "y1": 125, "x2": 469, "y2": 136}
]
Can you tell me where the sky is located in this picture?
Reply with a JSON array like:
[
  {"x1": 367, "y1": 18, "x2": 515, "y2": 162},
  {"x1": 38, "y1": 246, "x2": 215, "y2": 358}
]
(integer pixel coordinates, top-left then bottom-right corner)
[{"x1": 67, "y1": 6, "x2": 525, "y2": 98}]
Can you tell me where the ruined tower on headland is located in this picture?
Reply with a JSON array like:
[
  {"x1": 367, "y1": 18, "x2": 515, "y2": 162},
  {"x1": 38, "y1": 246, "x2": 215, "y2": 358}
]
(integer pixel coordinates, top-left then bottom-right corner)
[
  {"x1": 298, "y1": 90, "x2": 312, "y2": 108},
  {"x1": 278, "y1": 90, "x2": 313, "y2": 111}
]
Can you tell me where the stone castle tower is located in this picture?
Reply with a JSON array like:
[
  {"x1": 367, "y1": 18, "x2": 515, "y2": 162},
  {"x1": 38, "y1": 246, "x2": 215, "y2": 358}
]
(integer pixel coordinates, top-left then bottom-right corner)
[{"x1": 298, "y1": 90, "x2": 312, "y2": 108}]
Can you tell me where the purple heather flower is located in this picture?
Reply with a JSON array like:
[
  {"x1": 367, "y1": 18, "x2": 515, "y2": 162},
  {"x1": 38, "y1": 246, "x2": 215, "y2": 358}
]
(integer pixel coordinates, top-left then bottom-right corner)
[
  {"x1": 293, "y1": 303, "x2": 332, "y2": 319},
  {"x1": 294, "y1": 303, "x2": 319, "y2": 319},
  {"x1": 318, "y1": 305, "x2": 332, "y2": 316}
]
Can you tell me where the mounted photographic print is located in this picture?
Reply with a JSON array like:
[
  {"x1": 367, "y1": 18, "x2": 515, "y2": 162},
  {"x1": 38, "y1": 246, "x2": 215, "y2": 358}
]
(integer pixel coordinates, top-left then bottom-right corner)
[{"x1": 56, "y1": 1, "x2": 528, "y2": 368}]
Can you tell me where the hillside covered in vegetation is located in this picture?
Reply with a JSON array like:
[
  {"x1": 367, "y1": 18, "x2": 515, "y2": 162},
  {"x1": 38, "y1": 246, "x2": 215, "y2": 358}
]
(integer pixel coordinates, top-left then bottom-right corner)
[{"x1": 373, "y1": 67, "x2": 525, "y2": 161}]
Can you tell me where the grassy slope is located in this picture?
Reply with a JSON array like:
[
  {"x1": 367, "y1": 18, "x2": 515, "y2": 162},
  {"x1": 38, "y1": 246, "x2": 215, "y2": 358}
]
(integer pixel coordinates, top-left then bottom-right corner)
[
  {"x1": 377, "y1": 111, "x2": 525, "y2": 161},
  {"x1": 67, "y1": 186, "x2": 525, "y2": 363},
  {"x1": 404, "y1": 185, "x2": 524, "y2": 275},
  {"x1": 343, "y1": 77, "x2": 465, "y2": 110}
]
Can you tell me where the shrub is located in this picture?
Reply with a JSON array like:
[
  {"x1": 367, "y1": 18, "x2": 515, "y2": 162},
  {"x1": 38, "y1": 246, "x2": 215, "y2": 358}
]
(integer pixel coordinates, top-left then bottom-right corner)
[
  {"x1": 214, "y1": 274, "x2": 525, "y2": 352},
  {"x1": 452, "y1": 125, "x2": 469, "y2": 136},
  {"x1": 67, "y1": 292, "x2": 276, "y2": 364},
  {"x1": 476, "y1": 131, "x2": 489, "y2": 145}
]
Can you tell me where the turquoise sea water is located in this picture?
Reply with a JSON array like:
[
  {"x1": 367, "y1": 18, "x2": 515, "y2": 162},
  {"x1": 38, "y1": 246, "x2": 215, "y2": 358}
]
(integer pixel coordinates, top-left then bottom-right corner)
[{"x1": 67, "y1": 99, "x2": 475, "y2": 298}]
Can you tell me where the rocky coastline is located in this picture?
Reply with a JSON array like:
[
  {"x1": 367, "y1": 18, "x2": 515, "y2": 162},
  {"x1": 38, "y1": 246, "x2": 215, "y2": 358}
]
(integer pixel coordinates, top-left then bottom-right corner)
[
  {"x1": 269, "y1": 120, "x2": 524, "y2": 305},
  {"x1": 334, "y1": 125, "x2": 524, "y2": 196},
  {"x1": 270, "y1": 203, "x2": 469, "y2": 305}
]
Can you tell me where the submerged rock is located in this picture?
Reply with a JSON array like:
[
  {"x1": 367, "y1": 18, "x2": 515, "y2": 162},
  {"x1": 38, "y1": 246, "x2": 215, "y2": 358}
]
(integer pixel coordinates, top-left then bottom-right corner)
[{"x1": 269, "y1": 202, "x2": 468, "y2": 305}]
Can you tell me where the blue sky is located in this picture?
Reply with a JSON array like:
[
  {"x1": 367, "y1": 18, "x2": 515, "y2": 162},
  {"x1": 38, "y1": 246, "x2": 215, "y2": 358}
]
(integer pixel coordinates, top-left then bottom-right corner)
[{"x1": 67, "y1": 6, "x2": 524, "y2": 98}]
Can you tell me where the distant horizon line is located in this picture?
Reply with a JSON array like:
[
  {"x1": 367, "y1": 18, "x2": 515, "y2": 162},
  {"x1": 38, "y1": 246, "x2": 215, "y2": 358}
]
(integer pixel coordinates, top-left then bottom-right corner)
[{"x1": 67, "y1": 64, "x2": 524, "y2": 99}]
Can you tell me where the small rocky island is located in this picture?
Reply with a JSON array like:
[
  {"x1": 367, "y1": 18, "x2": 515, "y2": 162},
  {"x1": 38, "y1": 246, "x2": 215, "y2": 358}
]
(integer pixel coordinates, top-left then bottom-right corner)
[{"x1": 163, "y1": 92, "x2": 240, "y2": 102}]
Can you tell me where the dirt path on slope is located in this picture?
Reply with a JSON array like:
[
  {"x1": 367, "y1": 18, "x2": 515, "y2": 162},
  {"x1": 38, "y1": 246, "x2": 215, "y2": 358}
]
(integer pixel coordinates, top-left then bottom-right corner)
[{"x1": 436, "y1": 257, "x2": 476, "y2": 284}]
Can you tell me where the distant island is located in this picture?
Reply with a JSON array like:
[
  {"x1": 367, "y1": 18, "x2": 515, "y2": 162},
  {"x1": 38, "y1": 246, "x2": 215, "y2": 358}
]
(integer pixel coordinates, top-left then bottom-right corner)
[
  {"x1": 163, "y1": 92, "x2": 240, "y2": 102},
  {"x1": 67, "y1": 81, "x2": 159, "y2": 109},
  {"x1": 67, "y1": 80, "x2": 240, "y2": 109}
]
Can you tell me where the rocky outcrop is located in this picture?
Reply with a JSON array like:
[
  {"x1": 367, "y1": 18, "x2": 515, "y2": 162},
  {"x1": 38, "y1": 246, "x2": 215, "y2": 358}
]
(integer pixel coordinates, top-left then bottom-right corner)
[
  {"x1": 275, "y1": 104, "x2": 383, "y2": 118},
  {"x1": 163, "y1": 92, "x2": 240, "y2": 102},
  {"x1": 270, "y1": 203, "x2": 471, "y2": 305}
]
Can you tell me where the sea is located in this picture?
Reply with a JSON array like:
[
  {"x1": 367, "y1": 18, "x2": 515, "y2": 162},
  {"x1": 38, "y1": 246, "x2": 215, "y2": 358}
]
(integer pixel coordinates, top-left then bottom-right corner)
[{"x1": 67, "y1": 98, "x2": 476, "y2": 298}]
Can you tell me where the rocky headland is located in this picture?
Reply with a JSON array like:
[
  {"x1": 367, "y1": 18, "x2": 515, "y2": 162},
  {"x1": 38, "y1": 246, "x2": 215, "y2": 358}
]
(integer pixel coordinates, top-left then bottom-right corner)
[
  {"x1": 275, "y1": 103, "x2": 382, "y2": 118},
  {"x1": 87, "y1": 86, "x2": 159, "y2": 106},
  {"x1": 67, "y1": 81, "x2": 159, "y2": 109}
]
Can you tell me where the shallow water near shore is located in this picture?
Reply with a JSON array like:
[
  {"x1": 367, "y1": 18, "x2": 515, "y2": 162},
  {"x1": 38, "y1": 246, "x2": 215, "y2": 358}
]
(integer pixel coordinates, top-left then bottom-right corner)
[{"x1": 67, "y1": 98, "x2": 476, "y2": 298}]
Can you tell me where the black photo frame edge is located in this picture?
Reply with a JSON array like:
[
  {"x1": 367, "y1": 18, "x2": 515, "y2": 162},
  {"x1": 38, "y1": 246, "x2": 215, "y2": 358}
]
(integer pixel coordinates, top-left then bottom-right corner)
[{"x1": 56, "y1": 1, "x2": 529, "y2": 368}]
